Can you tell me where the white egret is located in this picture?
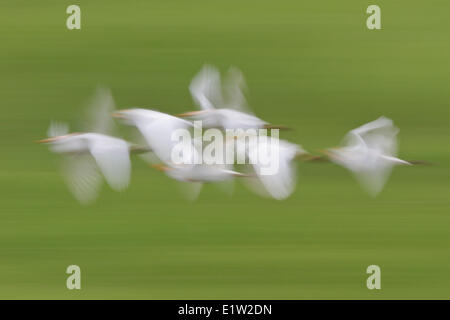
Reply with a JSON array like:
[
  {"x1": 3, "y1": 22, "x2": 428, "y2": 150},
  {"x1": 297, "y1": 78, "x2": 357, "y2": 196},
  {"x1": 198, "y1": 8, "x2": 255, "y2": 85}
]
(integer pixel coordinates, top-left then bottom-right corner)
[
  {"x1": 152, "y1": 139, "x2": 246, "y2": 200},
  {"x1": 178, "y1": 65, "x2": 285, "y2": 130},
  {"x1": 324, "y1": 116, "x2": 411, "y2": 196},
  {"x1": 112, "y1": 108, "x2": 193, "y2": 164},
  {"x1": 37, "y1": 87, "x2": 132, "y2": 204}
]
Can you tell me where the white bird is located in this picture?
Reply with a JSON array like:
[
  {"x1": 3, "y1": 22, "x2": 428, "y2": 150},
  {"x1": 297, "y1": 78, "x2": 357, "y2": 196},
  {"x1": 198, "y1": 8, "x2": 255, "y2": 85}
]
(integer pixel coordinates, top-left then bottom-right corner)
[
  {"x1": 112, "y1": 108, "x2": 194, "y2": 164},
  {"x1": 151, "y1": 138, "x2": 246, "y2": 200},
  {"x1": 178, "y1": 65, "x2": 283, "y2": 130},
  {"x1": 234, "y1": 135, "x2": 307, "y2": 200},
  {"x1": 37, "y1": 87, "x2": 132, "y2": 204},
  {"x1": 324, "y1": 116, "x2": 411, "y2": 196}
]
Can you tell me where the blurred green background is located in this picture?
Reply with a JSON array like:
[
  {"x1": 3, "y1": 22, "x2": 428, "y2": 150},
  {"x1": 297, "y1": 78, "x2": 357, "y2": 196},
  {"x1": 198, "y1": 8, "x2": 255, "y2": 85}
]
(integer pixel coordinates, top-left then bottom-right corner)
[{"x1": 0, "y1": 0, "x2": 449, "y2": 299}]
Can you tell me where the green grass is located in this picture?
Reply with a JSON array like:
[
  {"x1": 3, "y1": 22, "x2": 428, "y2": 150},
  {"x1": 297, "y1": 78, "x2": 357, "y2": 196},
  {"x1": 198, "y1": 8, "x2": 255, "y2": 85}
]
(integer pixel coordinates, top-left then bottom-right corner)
[{"x1": 0, "y1": 0, "x2": 449, "y2": 299}]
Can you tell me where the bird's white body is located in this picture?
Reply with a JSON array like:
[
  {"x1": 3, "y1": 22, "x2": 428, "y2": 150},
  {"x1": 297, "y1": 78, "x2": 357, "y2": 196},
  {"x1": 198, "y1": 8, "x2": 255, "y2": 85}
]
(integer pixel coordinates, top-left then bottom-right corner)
[
  {"x1": 156, "y1": 140, "x2": 244, "y2": 199},
  {"x1": 187, "y1": 108, "x2": 267, "y2": 130},
  {"x1": 327, "y1": 116, "x2": 410, "y2": 196},
  {"x1": 114, "y1": 108, "x2": 193, "y2": 164},
  {"x1": 48, "y1": 133, "x2": 125, "y2": 154},
  {"x1": 166, "y1": 165, "x2": 243, "y2": 183},
  {"x1": 166, "y1": 138, "x2": 242, "y2": 182}
]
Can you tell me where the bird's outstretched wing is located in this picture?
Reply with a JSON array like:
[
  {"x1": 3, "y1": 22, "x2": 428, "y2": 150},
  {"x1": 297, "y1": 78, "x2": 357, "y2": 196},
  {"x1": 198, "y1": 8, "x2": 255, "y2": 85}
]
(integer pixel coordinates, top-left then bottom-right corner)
[
  {"x1": 253, "y1": 140, "x2": 301, "y2": 200},
  {"x1": 178, "y1": 181, "x2": 203, "y2": 201},
  {"x1": 89, "y1": 137, "x2": 131, "y2": 192},
  {"x1": 189, "y1": 65, "x2": 223, "y2": 110},
  {"x1": 346, "y1": 116, "x2": 398, "y2": 156},
  {"x1": 222, "y1": 67, "x2": 251, "y2": 114},
  {"x1": 243, "y1": 138, "x2": 305, "y2": 200},
  {"x1": 61, "y1": 154, "x2": 102, "y2": 205},
  {"x1": 84, "y1": 86, "x2": 116, "y2": 135},
  {"x1": 242, "y1": 161, "x2": 297, "y2": 200},
  {"x1": 353, "y1": 169, "x2": 391, "y2": 197}
]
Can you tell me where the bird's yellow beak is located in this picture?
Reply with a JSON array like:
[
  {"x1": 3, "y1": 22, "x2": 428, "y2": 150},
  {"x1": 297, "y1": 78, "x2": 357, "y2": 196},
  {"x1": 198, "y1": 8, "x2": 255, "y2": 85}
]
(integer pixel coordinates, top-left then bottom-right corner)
[
  {"x1": 35, "y1": 133, "x2": 79, "y2": 144},
  {"x1": 319, "y1": 147, "x2": 344, "y2": 161},
  {"x1": 35, "y1": 137, "x2": 60, "y2": 144},
  {"x1": 175, "y1": 110, "x2": 208, "y2": 117},
  {"x1": 112, "y1": 111, "x2": 126, "y2": 118},
  {"x1": 112, "y1": 109, "x2": 134, "y2": 118}
]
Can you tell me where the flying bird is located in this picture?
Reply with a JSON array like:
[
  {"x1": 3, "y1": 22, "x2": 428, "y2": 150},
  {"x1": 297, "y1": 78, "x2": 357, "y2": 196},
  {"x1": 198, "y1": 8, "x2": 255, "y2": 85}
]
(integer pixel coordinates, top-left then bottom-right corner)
[
  {"x1": 152, "y1": 138, "x2": 247, "y2": 200},
  {"x1": 112, "y1": 108, "x2": 194, "y2": 164},
  {"x1": 323, "y1": 116, "x2": 411, "y2": 196},
  {"x1": 37, "y1": 87, "x2": 132, "y2": 204},
  {"x1": 178, "y1": 65, "x2": 286, "y2": 130}
]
